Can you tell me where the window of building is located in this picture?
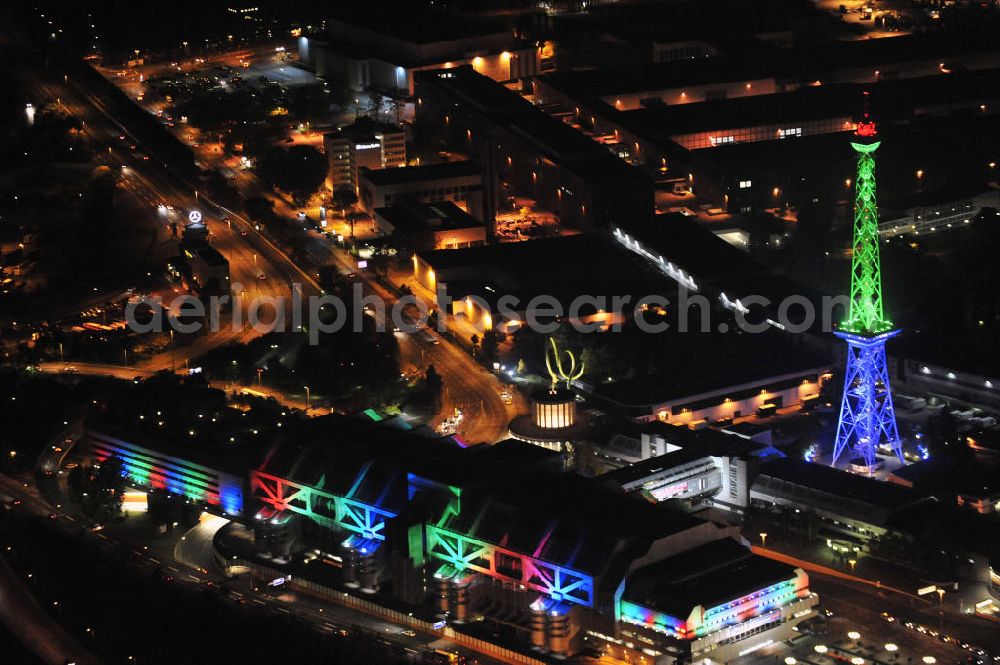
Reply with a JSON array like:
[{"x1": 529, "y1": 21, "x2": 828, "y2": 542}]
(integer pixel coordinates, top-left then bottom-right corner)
[{"x1": 739, "y1": 180, "x2": 752, "y2": 189}]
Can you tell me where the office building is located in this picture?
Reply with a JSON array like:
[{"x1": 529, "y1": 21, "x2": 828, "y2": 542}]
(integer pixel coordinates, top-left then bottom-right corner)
[
  {"x1": 323, "y1": 118, "x2": 407, "y2": 192},
  {"x1": 373, "y1": 197, "x2": 486, "y2": 250},
  {"x1": 359, "y1": 160, "x2": 485, "y2": 219},
  {"x1": 414, "y1": 66, "x2": 653, "y2": 230},
  {"x1": 297, "y1": 7, "x2": 537, "y2": 96}
]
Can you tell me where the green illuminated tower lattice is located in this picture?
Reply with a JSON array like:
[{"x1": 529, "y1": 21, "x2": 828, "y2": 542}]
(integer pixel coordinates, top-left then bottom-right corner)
[
  {"x1": 832, "y1": 99, "x2": 903, "y2": 471},
  {"x1": 843, "y1": 137, "x2": 891, "y2": 334}
]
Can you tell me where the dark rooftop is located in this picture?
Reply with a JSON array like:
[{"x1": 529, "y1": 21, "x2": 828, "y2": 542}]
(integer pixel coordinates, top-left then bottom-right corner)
[
  {"x1": 260, "y1": 414, "x2": 562, "y2": 514},
  {"x1": 550, "y1": 0, "x2": 815, "y2": 50},
  {"x1": 360, "y1": 160, "x2": 482, "y2": 187},
  {"x1": 616, "y1": 68, "x2": 1000, "y2": 142},
  {"x1": 615, "y1": 214, "x2": 833, "y2": 330},
  {"x1": 327, "y1": 117, "x2": 405, "y2": 144},
  {"x1": 753, "y1": 458, "x2": 932, "y2": 526},
  {"x1": 440, "y1": 470, "x2": 709, "y2": 576},
  {"x1": 417, "y1": 232, "x2": 669, "y2": 305},
  {"x1": 538, "y1": 31, "x2": 1000, "y2": 101},
  {"x1": 593, "y1": 332, "x2": 830, "y2": 411},
  {"x1": 325, "y1": 4, "x2": 510, "y2": 46},
  {"x1": 376, "y1": 198, "x2": 484, "y2": 232},
  {"x1": 185, "y1": 245, "x2": 228, "y2": 266},
  {"x1": 415, "y1": 67, "x2": 648, "y2": 185},
  {"x1": 606, "y1": 423, "x2": 773, "y2": 488},
  {"x1": 624, "y1": 537, "x2": 800, "y2": 617}
]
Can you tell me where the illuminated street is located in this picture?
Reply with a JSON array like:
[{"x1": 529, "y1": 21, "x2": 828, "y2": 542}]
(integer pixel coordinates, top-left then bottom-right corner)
[{"x1": 3, "y1": 2, "x2": 1000, "y2": 665}]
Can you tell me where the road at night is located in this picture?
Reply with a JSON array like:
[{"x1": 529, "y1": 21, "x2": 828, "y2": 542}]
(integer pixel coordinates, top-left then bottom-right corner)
[
  {"x1": 0, "y1": 476, "x2": 100, "y2": 665},
  {"x1": 21, "y1": 58, "x2": 520, "y2": 443}
]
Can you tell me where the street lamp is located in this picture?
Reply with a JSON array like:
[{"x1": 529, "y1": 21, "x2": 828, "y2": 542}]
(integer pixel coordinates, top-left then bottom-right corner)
[
  {"x1": 884, "y1": 643, "x2": 898, "y2": 653},
  {"x1": 784, "y1": 658, "x2": 797, "y2": 665},
  {"x1": 936, "y1": 587, "x2": 945, "y2": 630},
  {"x1": 848, "y1": 631, "x2": 861, "y2": 641},
  {"x1": 759, "y1": 532, "x2": 768, "y2": 547},
  {"x1": 851, "y1": 658, "x2": 865, "y2": 665},
  {"x1": 814, "y1": 645, "x2": 828, "y2": 654},
  {"x1": 304, "y1": 385, "x2": 310, "y2": 411},
  {"x1": 922, "y1": 658, "x2": 936, "y2": 664},
  {"x1": 848, "y1": 559, "x2": 857, "y2": 574}
]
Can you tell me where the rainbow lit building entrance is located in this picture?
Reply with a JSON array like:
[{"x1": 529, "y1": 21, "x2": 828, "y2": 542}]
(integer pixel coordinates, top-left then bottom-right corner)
[{"x1": 832, "y1": 100, "x2": 903, "y2": 472}]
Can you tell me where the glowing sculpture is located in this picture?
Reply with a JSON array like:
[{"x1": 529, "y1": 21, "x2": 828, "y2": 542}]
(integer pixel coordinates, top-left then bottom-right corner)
[{"x1": 545, "y1": 337, "x2": 584, "y2": 390}]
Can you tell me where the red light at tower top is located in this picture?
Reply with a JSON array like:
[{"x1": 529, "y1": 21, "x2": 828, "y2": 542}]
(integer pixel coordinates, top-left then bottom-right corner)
[
  {"x1": 856, "y1": 90, "x2": 877, "y2": 138},
  {"x1": 856, "y1": 118, "x2": 877, "y2": 137}
]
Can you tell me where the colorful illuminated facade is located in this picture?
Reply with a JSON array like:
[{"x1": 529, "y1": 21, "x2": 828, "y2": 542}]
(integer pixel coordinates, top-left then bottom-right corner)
[
  {"x1": 832, "y1": 102, "x2": 903, "y2": 470},
  {"x1": 618, "y1": 539, "x2": 817, "y2": 663},
  {"x1": 88, "y1": 431, "x2": 244, "y2": 517},
  {"x1": 251, "y1": 468, "x2": 398, "y2": 546},
  {"x1": 88, "y1": 413, "x2": 816, "y2": 663}
]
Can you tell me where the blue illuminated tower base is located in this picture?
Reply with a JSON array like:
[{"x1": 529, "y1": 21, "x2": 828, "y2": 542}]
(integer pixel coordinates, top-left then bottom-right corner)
[{"x1": 832, "y1": 329, "x2": 903, "y2": 471}]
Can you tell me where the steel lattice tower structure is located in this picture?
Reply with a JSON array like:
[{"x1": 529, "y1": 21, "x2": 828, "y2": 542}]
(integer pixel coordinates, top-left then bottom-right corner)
[{"x1": 832, "y1": 101, "x2": 903, "y2": 471}]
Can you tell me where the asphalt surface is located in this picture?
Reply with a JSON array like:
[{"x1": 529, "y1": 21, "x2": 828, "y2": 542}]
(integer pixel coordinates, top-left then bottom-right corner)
[
  {"x1": 23, "y1": 56, "x2": 523, "y2": 444},
  {"x1": 0, "y1": 475, "x2": 101, "y2": 665}
]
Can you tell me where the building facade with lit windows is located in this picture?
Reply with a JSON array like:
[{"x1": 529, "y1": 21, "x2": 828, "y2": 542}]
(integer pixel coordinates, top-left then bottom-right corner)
[
  {"x1": 414, "y1": 66, "x2": 653, "y2": 231},
  {"x1": 297, "y1": 8, "x2": 538, "y2": 96},
  {"x1": 359, "y1": 160, "x2": 485, "y2": 219},
  {"x1": 373, "y1": 198, "x2": 486, "y2": 250},
  {"x1": 594, "y1": 352, "x2": 832, "y2": 429},
  {"x1": 323, "y1": 118, "x2": 407, "y2": 192},
  {"x1": 530, "y1": 36, "x2": 1000, "y2": 213},
  {"x1": 605, "y1": 422, "x2": 782, "y2": 516},
  {"x1": 749, "y1": 458, "x2": 933, "y2": 547}
]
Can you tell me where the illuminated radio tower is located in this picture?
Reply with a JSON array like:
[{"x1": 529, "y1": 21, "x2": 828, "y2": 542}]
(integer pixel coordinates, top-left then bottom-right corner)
[{"x1": 832, "y1": 96, "x2": 903, "y2": 471}]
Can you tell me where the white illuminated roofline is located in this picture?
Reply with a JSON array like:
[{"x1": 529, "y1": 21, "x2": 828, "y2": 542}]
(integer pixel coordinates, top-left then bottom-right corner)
[{"x1": 612, "y1": 228, "x2": 698, "y2": 291}]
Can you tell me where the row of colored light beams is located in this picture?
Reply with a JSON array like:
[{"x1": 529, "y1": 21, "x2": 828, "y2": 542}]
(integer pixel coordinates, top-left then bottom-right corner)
[
  {"x1": 91, "y1": 438, "x2": 243, "y2": 515},
  {"x1": 621, "y1": 576, "x2": 803, "y2": 640}
]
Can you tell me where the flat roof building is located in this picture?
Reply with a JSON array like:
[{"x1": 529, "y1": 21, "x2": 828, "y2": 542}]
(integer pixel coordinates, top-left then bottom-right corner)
[
  {"x1": 373, "y1": 197, "x2": 485, "y2": 251},
  {"x1": 604, "y1": 421, "x2": 782, "y2": 515},
  {"x1": 323, "y1": 117, "x2": 406, "y2": 192},
  {"x1": 298, "y1": 5, "x2": 538, "y2": 95},
  {"x1": 750, "y1": 458, "x2": 933, "y2": 544},
  {"x1": 359, "y1": 160, "x2": 485, "y2": 220},
  {"x1": 620, "y1": 537, "x2": 816, "y2": 664},
  {"x1": 414, "y1": 66, "x2": 653, "y2": 230}
]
